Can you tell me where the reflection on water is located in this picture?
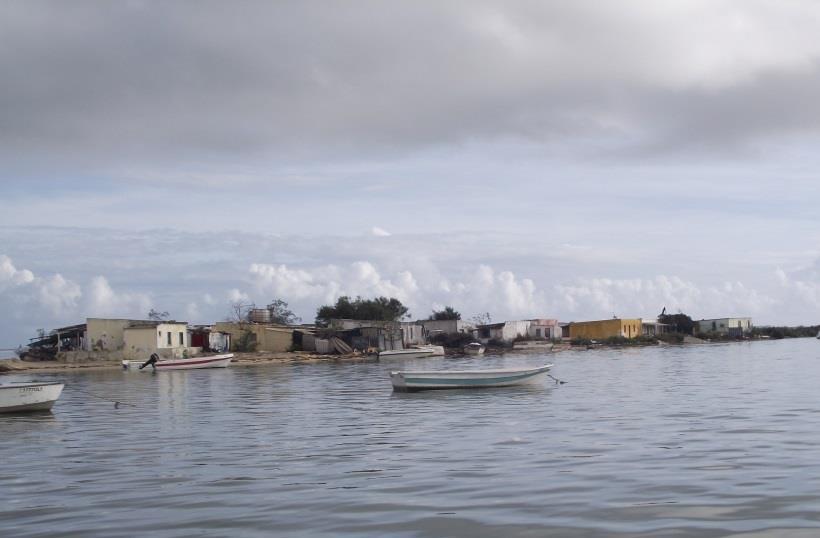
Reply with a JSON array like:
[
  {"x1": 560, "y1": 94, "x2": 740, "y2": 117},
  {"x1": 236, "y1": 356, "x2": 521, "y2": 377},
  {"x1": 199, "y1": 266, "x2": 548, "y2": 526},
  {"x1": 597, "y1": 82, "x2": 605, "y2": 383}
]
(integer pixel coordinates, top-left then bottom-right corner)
[{"x1": 2, "y1": 339, "x2": 820, "y2": 537}]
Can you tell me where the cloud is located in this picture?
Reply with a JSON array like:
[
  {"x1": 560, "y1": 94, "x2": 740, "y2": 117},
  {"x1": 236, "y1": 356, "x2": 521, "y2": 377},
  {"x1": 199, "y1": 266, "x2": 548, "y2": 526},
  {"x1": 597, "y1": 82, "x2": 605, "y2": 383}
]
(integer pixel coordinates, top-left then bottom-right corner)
[
  {"x1": 85, "y1": 276, "x2": 151, "y2": 319},
  {"x1": 371, "y1": 227, "x2": 391, "y2": 237},
  {"x1": 1, "y1": 227, "x2": 818, "y2": 348},
  {"x1": 0, "y1": 254, "x2": 154, "y2": 345},
  {"x1": 551, "y1": 275, "x2": 777, "y2": 321},
  {"x1": 5, "y1": 1, "x2": 820, "y2": 180}
]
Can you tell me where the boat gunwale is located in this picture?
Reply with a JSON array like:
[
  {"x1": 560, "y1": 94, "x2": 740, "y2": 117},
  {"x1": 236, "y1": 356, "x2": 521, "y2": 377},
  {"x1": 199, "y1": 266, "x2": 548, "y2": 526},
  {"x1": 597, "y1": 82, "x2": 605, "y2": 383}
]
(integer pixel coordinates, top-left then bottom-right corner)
[
  {"x1": 390, "y1": 364, "x2": 552, "y2": 377},
  {"x1": 0, "y1": 382, "x2": 65, "y2": 390}
]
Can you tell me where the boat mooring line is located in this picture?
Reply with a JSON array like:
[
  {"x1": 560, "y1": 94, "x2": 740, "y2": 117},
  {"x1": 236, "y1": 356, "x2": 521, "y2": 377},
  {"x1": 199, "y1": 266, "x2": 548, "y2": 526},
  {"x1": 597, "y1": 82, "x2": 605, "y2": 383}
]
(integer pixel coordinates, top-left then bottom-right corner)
[
  {"x1": 69, "y1": 387, "x2": 140, "y2": 409},
  {"x1": 548, "y1": 374, "x2": 567, "y2": 385}
]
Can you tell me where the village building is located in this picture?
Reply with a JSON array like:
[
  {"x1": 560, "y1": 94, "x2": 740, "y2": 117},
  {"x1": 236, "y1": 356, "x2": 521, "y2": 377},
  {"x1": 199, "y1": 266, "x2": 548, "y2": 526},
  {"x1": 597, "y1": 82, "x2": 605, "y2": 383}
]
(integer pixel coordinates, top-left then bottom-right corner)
[
  {"x1": 527, "y1": 319, "x2": 562, "y2": 340},
  {"x1": 475, "y1": 320, "x2": 532, "y2": 343},
  {"x1": 696, "y1": 317, "x2": 753, "y2": 337},
  {"x1": 212, "y1": 322, "x2": 296, "y2": 353},
  {"x1": 327, "y1": 319, "x2": 426, "y2": 347},
  {"x1": 417, "y1": 319, "x2": 473, "y2": 337},
  {"x1": 569, "y1": 318, "x2": 643, "y2": 340},
  {"x1": 641, "y1": 321, "x2": 672, "y2": 337},
  {"x1": 122, "y1": 321, "x2": 191, "y2": 360},
  {"x1": 47, "y1": 318, "x2": 196, "y2": 362}
]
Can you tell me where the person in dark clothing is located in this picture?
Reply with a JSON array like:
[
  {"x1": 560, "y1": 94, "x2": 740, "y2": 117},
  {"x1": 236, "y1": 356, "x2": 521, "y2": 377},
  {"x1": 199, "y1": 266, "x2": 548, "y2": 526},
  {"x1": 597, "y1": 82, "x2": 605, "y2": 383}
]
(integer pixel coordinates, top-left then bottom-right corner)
[{"x1": 139, "y1": 353, "x2": 159, "y2": 370}]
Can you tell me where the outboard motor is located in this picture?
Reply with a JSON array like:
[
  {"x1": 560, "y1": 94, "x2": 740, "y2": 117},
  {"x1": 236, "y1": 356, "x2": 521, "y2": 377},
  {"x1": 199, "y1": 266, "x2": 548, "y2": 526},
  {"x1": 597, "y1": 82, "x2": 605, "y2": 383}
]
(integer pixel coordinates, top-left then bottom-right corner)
[{"x1": 139, "y1": 353, "x2": 159, "y2": 370}]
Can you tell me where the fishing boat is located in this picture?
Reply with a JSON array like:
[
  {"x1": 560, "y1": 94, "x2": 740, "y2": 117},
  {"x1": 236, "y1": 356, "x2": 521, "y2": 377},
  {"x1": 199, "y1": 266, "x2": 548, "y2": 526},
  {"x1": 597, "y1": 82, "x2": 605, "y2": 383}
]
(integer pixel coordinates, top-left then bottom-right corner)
[
  {"x1": 0, "y1": 382, "x2": 64, "y2": 413},
  {"x1": 463, "y1": 342, "x2": 486, "y2": 355},
  {"x1": 390, "y1": 364, "x2": 553, "y2": 392},
  {"x1": 378, "y1": 349, "x2": 434, "y2": 360},
  {"x1": 122, "y1": 353, "x2": 233, "y2": 371},
  {"x1": 512, "y1": 341, "x2": 554, "y2": 352},
  {"x1": 412, "y1": 345, "x2": 445, "y2": 356}
]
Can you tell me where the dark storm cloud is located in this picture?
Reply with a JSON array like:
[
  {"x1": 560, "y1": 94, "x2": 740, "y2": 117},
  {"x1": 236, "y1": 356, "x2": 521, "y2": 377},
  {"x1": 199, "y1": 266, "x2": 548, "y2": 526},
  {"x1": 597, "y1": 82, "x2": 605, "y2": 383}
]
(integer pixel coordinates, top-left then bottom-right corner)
[{"x1": 2, "y1": 1, "x2": 820, "y2": 174}]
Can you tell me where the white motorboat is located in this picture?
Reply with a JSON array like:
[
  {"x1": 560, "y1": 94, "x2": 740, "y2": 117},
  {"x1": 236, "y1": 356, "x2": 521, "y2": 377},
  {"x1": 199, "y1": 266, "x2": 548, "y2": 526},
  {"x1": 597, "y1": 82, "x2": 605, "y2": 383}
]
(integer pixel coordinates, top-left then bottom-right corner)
[
  {"x1": 412, "y1": 345, "x2": 445, "y2": 356},
  {"x1": 378, "y1": 349, "x2": 434, "y2": 360},
  {"x1": 512, "y1": 341, "x2": 554, "y2": 352},
  {"x1": 122, "y1": 353, "x2": 233, "y2": 371},
  {"x1": 390, "y1": 364, "x2": 553, "y2": 392},
  {"x1": 463, "y1": 342, "x2": 485, "y2": 355},
  {"x1": 0, "y1": 382, "x2": 64, "y2": 413}
]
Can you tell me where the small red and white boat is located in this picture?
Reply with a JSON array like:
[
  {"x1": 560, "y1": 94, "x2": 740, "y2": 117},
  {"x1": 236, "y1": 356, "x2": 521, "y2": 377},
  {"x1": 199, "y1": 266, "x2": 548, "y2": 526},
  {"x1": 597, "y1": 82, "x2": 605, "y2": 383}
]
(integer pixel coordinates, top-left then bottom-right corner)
[{"x1": 122, "y1": 353, "x2": 233, "y2": 371}]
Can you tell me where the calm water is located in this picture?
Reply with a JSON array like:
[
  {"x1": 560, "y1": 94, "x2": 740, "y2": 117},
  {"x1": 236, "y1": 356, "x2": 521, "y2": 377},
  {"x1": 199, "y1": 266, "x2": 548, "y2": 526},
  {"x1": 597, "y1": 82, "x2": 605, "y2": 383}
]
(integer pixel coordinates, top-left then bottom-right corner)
[{"x1": 2, "y1": 339, "x2": 820, "y2": 537}]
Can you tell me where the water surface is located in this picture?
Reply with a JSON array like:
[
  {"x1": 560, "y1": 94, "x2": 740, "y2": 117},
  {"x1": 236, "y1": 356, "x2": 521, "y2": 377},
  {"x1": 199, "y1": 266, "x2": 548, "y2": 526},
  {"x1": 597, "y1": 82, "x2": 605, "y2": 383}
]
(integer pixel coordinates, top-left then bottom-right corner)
[{"x1": 2, "y1": 338, "x2": 820, "y2": 537}]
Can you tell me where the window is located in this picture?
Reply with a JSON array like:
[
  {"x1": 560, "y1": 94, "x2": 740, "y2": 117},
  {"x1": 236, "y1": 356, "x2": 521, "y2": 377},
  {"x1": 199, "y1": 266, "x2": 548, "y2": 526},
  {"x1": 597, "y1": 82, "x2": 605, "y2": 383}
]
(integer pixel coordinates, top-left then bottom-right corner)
[
  {"x1": 536, "y1": 328, "x2": 541, "y2": 337},
  {"x1": 179, "y1": 332, "x2": 184, "y2": 346},
  {"x1": 167, "y1": 331, "x2": 171, "y2": 346}
]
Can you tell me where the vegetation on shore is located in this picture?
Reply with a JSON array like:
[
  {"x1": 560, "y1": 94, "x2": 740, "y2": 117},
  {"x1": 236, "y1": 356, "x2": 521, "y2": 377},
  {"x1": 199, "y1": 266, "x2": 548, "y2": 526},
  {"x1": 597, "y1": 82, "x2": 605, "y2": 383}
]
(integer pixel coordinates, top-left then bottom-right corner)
[{"x1": 315, "y1": 296, "x2": 410, "y2": 326}]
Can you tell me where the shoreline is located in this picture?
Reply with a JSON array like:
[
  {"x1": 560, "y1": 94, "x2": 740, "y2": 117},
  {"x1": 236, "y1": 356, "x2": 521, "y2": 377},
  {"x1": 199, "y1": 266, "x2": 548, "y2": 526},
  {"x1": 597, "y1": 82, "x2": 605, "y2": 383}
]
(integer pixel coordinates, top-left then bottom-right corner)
[
  {"x1": 0, "y1": 351, "x2": 377, "y2": 375},
  {"x1": 1, "y1": 336, "x2": 802, "y2": 375}
]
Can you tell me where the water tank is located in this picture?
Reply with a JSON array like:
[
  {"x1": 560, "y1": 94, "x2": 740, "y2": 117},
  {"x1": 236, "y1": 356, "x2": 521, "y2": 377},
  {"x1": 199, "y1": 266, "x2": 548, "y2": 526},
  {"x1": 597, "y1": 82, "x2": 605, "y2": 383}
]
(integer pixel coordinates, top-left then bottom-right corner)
[{"x1": 249, "y1": 308, "x2": 271, "y2": 324}]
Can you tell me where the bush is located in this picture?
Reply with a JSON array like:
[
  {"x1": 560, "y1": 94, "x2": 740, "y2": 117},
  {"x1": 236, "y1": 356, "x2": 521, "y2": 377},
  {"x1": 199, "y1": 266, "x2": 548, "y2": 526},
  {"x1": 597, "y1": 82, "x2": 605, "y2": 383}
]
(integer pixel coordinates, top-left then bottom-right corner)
[
  {"x1": 430, "y1": 332, "x2": 476, "y2": 348},
  {"x1": 234, "y1": 330, "x2": 258, "y2": 352},
  {"x1": 657, "y1": 332, "x2": 684, "y2": 344}
]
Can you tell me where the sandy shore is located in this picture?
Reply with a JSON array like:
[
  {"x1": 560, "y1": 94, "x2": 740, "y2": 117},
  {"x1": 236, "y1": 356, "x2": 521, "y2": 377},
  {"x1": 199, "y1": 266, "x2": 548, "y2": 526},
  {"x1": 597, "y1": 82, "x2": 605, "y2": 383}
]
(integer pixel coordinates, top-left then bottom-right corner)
[{"x1": 0, "y1": 351, "x2": 377, "y2": 375}]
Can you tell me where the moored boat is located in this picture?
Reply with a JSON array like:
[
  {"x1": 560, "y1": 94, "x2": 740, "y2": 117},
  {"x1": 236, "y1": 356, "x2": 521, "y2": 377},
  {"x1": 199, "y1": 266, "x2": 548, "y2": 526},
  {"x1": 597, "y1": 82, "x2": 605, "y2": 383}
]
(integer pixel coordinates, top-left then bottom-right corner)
[
  {"x1": 412, "y1": 345, "x2": 445, "y2": 356},
  {"x1": 0, "y1": 382, "x2": 64, "y2": 413},
  {"x1": 122, "y1": 353, "x2": 233, "y2": 371},
  {"x1": 390, "y1": 364, "x2": 553, "y2": 392},
  {"x1": 378, "y1": 349, "x2": 434, "y2": 360},
  {"x1": 512, "y1": 341, "x2": 554, "y2": 352},
  {"x1": 463, "y1": 342, "x2": 485, "y2": 355}
]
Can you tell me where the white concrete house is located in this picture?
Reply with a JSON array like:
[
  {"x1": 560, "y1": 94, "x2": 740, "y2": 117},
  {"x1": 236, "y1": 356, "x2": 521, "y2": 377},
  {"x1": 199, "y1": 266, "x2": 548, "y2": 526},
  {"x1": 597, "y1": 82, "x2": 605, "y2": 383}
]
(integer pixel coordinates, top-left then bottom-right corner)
[
  {"x1": 696, "y1": 317, "x2": 753, "y2": 336},
  {"x1": 123, "y1": 321, "x2": 191, "y2": 360}
]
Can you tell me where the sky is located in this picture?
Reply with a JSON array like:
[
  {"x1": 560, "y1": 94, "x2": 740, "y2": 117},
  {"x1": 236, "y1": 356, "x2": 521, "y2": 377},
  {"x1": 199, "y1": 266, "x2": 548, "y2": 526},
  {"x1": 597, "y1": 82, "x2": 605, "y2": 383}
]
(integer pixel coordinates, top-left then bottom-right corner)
[{"x1": 2, "y1": 1, "x2": 820, "y2": 348}]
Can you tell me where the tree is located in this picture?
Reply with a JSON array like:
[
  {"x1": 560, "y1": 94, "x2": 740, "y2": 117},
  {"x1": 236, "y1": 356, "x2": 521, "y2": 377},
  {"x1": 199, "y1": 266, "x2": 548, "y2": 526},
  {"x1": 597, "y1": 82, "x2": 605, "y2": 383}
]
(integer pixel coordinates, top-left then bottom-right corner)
[
  {"x1": 268, "y1": 299, "x2": 301, "y2": 325},
  {"x1": 315, "y1": 296, "x2": 409, "y2": 326},
  {"x1": 658, "y1": 311, "x2": 695, "y2": 335},
  {"x1": 429, "y1": 306, "x2": 461, "y2": 320},
  {"x1": 148, "y1": 309, "x2": 170, "y2": 321},
  {"x1": 226, "y1": 301, "x2": 254, "y2": 324}
]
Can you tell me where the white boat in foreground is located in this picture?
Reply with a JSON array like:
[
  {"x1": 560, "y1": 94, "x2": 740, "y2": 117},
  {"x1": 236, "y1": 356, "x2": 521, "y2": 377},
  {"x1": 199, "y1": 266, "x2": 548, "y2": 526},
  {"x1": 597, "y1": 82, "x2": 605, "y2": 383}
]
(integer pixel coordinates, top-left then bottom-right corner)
[
  {"x1": 122, "y1": 353, "x2": 233, "y2": 371},
  {"x1": 0, "y1": 382, "x2": 64, "y2": 413},
  {"x1": 378, "y1": 349, "x2": 434, "y2": 360},
  {"x1": 390, "y1": 364, "x2": 552, "y2": 392},
  {"x1": 463, "y1": 342, "x2": 486, "y2": 355}
]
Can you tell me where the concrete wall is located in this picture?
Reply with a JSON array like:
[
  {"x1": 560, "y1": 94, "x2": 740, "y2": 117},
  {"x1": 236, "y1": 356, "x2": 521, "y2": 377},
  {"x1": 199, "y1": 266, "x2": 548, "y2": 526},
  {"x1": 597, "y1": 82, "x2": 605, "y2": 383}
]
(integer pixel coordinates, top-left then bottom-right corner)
[
  {"x1": 501, "y1": 320, "x2": 532, "y2": 342},
  {"x1": 261, "y1": 327, "x2": 293, "y2": 352},
  {"x1": 418, "y1": 319, "x2": 471, "y2": 335},
  {"x1": 697, "y1": 318, "x2": 752, "y2": 335},
  {"x1": 528, "y1": 319, "x2": 560, "y2": 339},
  {"x1": 156, "y1": 323, "x2": 189, "y2": 349},
  {"x1": 213, "y1": 322, "x2": 293, "y2": 352},
  {"x1": 86, "y1": 318, "x2": 132, "y2": 351},
  {"x1": 123, "y1": 323, "x2": 190, "y2": 360},
  {"x1": 569, "y1": 319, "x2": 643, "y2": 339},
  {"x1": 477, "y1": 321, "x2": 532, "y2": 343},
  {"x1": 400, "y1": 322, "x2": 426, "y2": 346}
]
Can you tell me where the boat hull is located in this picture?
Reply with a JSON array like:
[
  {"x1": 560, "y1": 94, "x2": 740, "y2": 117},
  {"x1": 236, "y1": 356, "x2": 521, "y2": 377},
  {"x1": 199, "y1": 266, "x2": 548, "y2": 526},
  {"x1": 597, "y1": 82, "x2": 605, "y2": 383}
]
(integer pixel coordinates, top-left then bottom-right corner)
[
  {"x1": 390, "y1": 365, "x2": 552, "y2": 392},
  {"x1": 0, "y1": 383, "x2": 64, "y2": 413},
  {"x1": 463, "y1": 344, "x2": 485, "y2": 355},
  {"x1": 122, "y1": 354, "x2": 233, "y2": 371},
  {"x1": 378, "y1": 350, "x2": 434, "y2": 360},
  {"x1": 414, "y1": 345, "x2": 445, "y2": 356}
]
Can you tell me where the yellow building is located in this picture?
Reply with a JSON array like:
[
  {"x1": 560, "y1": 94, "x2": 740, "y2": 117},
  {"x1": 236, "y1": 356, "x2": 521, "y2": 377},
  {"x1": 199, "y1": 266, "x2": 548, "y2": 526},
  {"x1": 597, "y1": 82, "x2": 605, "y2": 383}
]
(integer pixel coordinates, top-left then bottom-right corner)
[{"x1": 569, "y1": 318, "x2": 642, "y2": 339}]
